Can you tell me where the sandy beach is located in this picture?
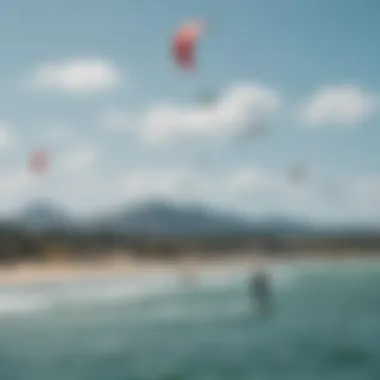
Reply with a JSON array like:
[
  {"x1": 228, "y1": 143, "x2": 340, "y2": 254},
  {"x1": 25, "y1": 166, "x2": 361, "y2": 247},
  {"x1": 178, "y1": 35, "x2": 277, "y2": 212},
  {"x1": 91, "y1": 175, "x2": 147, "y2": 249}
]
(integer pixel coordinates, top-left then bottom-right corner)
[
  {"x1": 0, "y1": 250, "x2": 378, "y2": 285},
  {"x1": 0, "y1": 254, "x2": 258, "y2": 285}
]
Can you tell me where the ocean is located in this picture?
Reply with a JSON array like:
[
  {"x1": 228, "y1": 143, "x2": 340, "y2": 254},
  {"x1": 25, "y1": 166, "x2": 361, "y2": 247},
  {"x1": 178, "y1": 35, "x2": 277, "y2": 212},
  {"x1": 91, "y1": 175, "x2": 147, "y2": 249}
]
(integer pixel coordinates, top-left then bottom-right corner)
[{"x1": 0, "y1": 259, "x2": 379, "y2": 380}]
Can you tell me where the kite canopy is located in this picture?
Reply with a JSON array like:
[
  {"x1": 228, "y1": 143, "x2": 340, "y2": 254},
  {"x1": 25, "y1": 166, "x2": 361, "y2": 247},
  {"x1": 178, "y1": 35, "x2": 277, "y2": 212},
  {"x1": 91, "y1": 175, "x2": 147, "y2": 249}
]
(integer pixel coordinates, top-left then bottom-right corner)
[
  {"x1": 172, "y1": 19, "x2": 208, "y2": 71},
  {"x1": 29, "y1": 149, "x2": 49, "y2": 175}
]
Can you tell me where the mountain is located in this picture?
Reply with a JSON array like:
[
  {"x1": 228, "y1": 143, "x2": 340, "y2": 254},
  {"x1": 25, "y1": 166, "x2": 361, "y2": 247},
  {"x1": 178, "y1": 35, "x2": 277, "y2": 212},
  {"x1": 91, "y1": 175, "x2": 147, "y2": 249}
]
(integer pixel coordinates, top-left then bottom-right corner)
[
  {"x1": 13, "y1": 199, "x2": 375, "y2": 237},
  {"x1": 100, "y1": 201, "x2": 254, "y2": 236},
  {"x1": 18, "y1": 200, "x2": 73, "y2": 232}
]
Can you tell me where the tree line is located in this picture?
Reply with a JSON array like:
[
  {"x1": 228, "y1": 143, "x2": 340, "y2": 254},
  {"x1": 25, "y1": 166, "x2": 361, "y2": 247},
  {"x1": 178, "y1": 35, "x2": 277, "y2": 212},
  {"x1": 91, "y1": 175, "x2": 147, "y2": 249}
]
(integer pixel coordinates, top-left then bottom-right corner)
[{"x1": 0, "y1": 222, "x2": 380, "y2": 264}]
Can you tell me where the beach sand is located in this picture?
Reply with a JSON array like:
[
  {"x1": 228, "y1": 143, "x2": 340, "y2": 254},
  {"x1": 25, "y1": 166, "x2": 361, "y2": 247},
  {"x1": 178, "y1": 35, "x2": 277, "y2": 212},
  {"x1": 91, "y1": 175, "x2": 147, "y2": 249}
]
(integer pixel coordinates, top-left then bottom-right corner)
[
  {"x1": 0, "y1": 251, "x2": 377, "y2": 285},
  {"x1": 0, "y1": 251, "x2": 270, "y2": 285}
]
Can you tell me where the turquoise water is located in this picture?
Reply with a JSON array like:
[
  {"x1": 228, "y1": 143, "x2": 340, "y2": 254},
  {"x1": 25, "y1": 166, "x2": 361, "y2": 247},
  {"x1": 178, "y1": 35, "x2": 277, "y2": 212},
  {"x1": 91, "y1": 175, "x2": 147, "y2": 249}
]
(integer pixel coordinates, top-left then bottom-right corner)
[{"x1": 0, "y1": 260, "x2": 379, "y2": 380}]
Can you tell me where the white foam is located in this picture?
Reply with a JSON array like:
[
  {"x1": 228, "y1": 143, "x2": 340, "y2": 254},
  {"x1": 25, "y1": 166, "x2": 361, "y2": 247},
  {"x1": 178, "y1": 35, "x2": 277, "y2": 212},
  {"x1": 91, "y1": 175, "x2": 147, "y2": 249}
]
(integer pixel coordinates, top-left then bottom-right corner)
[
  {"x1": 59, "y1": 274, "x2": 180, "y2": 305},
  {"x1": 0, "y1": 294, "x2": 51, "y2": 315},
  {"x1": 0, "y1": 264, "x2": 298, "y2": 316}
]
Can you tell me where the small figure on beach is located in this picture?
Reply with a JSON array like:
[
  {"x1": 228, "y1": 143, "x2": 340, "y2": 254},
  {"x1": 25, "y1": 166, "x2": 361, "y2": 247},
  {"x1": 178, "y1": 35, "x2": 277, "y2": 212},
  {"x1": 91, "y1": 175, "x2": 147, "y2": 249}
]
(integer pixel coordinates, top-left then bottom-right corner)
[{"x1": 249, "y1": 269, "x2": 272, "y2": 315}]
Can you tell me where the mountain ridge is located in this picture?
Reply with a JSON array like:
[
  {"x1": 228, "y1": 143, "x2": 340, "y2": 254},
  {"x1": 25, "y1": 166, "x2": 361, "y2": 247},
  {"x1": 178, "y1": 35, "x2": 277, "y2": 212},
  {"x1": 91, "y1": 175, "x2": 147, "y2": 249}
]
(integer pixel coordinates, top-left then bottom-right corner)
[{"x1": 7, "y1": 199, "x2": 379, "y2": 237}]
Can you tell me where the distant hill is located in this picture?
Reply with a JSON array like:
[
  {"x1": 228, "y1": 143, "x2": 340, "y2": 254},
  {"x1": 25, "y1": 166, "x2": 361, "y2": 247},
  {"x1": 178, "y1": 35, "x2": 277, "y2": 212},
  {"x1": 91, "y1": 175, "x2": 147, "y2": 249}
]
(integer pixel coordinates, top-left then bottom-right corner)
[
  {"x1": 12, "y1": 200, "x2": 378, "y2": 237},
  {"x1": 17, "y1": 200, "x2": 73, "y2": 232},
  {"x1": 98, "y1": 201, "x2": 253, "y2": 236}
]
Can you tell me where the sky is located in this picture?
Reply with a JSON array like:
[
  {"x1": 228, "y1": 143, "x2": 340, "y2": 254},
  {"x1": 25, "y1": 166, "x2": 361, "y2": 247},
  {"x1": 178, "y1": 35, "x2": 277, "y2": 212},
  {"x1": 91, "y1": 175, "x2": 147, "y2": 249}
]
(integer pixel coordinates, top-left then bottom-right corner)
[{"x1": 0, "y1": 0, "x2": 380, "y2": 225}]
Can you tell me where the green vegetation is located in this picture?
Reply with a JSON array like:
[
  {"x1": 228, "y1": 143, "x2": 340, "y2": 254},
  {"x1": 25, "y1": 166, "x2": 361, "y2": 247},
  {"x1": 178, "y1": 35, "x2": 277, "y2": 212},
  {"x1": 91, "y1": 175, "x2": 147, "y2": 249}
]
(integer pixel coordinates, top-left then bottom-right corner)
[{"x1": 0, "y1": 222, "x2": 379, "y2": 264}]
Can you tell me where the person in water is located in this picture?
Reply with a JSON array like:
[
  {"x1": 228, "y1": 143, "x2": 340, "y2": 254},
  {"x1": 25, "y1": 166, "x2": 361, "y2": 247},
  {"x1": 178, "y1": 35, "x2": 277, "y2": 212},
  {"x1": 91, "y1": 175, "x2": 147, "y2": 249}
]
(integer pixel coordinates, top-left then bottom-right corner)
[{"x1": 249, "y1": 269, "x2": 272, "y2": 314}]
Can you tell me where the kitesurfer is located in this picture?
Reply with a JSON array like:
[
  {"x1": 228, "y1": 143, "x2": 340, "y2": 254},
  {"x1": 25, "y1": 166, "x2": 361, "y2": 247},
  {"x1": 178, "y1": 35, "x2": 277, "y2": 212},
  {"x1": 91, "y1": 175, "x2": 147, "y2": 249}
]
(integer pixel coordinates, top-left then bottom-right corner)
[{"x1": 249, "y1": 269, "x2": 272, "y2": 314}]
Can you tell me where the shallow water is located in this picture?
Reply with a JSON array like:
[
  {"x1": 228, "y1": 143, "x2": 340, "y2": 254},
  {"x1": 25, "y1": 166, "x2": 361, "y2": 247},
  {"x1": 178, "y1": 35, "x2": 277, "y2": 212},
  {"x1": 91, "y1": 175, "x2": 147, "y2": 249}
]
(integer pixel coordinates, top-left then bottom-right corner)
[{"x1": 0, "y1": 259, "x2": 379, "y2": 379}]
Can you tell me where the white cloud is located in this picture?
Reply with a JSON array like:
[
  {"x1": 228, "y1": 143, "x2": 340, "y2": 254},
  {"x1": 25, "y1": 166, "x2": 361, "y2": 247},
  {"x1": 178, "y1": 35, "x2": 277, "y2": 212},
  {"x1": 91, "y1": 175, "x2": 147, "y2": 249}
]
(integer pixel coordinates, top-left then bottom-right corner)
[
  {"x1": 0, "y1": 159, "x2": 377, "y2": 224},
  {"x1": 300, "y1": 85, "x2": 378, "y2": 126},
  {"x1": 112, "y1": 164, "x2": 310, "y2": 211},
  {"x1": 116, "y1": 168, "x2": 195, "y2": 202},
  {"x1": 0, "y1": 170, "x2": 31, "y2": 196},
  {"x1": 224, "y1": 167, "x2": 311, "y2": 207},
  {"x1": 140, "y1": 83, "x2": 281, "y2": 144},
  {"x1": 0, "y1": 163, "x2": 295, "y2": 216},
  {"x1": 58, "y1": 146, "x2": 96, "y2": 175},
  {"x1": 39, "y1": 123, "x2": 81, "y2": 148},
  {"x1": 0, "y1": 168, "x2": 40, "y2": 215},
  {"x1": 99, "y1": 109, "x2": 135, "y2": 132},
  {"x1": 29, "y1": 58, "x2": 122, "y2": 94},
  {"x1": 226, "y1": 168, "x2": 280, "y2": 194},
  {"x1": 351, "y1": 177, "x2": 380, "y2": 208},
  {"x1": 0, "y1": 122, "x2": 15, "y2": 150}
]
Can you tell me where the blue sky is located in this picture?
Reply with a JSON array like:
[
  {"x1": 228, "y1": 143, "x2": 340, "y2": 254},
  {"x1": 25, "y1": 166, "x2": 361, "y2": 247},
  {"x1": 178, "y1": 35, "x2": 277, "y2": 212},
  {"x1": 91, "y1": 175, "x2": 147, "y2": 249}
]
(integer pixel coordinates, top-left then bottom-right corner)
[{"x1": 0, "y1": 0, "x2": 379, "y2": 225}]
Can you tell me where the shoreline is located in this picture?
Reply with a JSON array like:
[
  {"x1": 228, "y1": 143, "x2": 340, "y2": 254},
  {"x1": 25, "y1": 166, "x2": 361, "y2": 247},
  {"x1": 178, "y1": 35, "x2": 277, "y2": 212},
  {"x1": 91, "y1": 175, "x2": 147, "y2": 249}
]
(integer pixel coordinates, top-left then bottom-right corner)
[{"x1": 0, "y1": 251, "x2": 379, "y2": 285}]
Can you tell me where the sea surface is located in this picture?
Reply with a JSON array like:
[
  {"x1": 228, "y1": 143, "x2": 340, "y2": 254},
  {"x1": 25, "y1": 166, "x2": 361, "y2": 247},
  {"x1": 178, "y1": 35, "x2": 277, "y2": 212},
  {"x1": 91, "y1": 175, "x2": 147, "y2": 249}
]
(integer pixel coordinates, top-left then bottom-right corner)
[{"x1": 0, "y1": 259, "x2": 379, "y2": 380}]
